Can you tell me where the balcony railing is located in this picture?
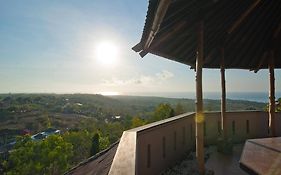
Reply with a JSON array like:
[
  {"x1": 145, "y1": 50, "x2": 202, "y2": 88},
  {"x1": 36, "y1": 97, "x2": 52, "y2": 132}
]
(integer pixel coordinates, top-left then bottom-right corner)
[{"x1": 108, "y1": 111, "x2": 281, "y2": 175}]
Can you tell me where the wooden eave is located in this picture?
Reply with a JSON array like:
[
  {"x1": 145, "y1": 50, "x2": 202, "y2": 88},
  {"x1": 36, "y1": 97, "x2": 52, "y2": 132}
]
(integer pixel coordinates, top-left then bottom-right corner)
[{"x1": 133, "y1": 0, "x2": 281, "y2": 70}]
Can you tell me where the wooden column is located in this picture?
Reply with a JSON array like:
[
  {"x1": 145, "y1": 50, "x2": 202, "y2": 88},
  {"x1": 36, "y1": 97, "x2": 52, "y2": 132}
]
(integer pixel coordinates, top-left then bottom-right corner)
[
  {"x1": 269, "y1": 53, "x2": 276, "y2": 136},
  {"x1": 195, "y1": 21, "x2": 205, "y2": 175},
  {"x1": 220, "y1": 48, "x2": 227, "y2": 138}
]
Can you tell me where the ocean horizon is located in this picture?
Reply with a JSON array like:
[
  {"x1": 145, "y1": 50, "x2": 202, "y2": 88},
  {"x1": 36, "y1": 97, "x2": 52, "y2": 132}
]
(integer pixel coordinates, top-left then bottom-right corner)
[
  {"x1": 1, "y1": 92, "x2": 280, "y2": 103},
  {"x1": 126, "y1": 91, "x2": 281, "y2": 103}
]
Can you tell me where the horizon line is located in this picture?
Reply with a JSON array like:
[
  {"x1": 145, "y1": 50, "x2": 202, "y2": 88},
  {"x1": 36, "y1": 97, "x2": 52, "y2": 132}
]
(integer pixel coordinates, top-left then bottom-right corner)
[{"x1": 1, "y1": 91, "x2": 281, "y2": 94}]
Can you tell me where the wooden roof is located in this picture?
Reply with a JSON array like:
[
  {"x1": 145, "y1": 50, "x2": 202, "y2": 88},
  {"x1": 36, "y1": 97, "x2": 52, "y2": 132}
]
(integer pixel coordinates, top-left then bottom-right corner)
[
  {"x1": 65, "y1": 142, "x2": 118, "y2": 175},
  {"x1": 133, "y1": 0, "x2": 281, "y2": 70}
]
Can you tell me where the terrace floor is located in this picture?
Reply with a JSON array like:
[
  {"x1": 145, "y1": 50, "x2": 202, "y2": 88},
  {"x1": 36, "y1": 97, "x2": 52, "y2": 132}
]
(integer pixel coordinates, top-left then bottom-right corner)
[
  {"x1": 161, "y1": 144, "x2": 247, "y2": 175},
  {"x1": 206, "y1": 144, "x2": 247, "y2": 175}
]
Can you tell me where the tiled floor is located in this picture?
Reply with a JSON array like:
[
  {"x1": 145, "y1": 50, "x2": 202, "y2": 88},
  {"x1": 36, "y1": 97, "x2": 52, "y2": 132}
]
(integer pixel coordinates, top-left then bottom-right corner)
[{"x1": 206, "y1": 144, "x2": 247, "y2": 175}]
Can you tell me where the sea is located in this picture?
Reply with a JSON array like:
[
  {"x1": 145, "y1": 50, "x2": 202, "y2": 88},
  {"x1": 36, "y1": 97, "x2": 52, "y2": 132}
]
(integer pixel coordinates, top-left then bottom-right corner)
[{"x1": 128, "y1": 92, "x2": 281, "y2": 103}]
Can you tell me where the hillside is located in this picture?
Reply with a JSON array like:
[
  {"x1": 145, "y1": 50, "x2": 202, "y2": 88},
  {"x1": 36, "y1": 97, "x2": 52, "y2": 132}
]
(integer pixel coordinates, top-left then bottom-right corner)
[
  {"x1": 0, "y1": 93, "x2": 267, "y2": 174},
  {"x1": 0, "y1": 94, "x2": 266, "y2": 133},
  {"x1": 111, "y1": 95, "x2": 266, "y2": 112}
]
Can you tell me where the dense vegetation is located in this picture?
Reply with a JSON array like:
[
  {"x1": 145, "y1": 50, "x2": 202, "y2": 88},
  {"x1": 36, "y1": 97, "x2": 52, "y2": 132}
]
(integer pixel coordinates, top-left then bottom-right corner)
[
  {"x1": 0, "y1": 94, "x2": 268, "y2": 174},
  {"x1": 4, "y1": 135, "x2": 72, "y2": 175}
]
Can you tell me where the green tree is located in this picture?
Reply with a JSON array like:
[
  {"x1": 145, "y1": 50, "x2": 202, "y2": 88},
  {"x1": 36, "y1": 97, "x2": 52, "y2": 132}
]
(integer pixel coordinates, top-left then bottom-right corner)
[
  {"x1": 90, "y1": 133, "x2": 100, "y2": 156},
  {"x1": 63, "y1": 130, "x2": 110, "y2": 163},
  {"x1": 99, "y1": 135, "x2": 110, "y2": 151},
  {"x1": 5, "y1": 135, "x2": 73, "y2": 175},
  {"x1": 46, "y1": 117, "x2": 51, "y2": 128},
  {"x1": 175, "y1": 103, "x2": 185, "y2": 115},
  {"x1": 63, "y1": 130, "x2": 92, "y2": 164},
  {"x1": 151, "y1": 103, "x2": 175, "y2": 122},
  {"x1": 131, "y1": 116, "x2": 146, "y2": 128},
  {"x1": 265, "y1": 97, "x2": 281, "y2": 112},
  {"x1": 101, "y1": 122, "x2": 124, "y2": 143}
]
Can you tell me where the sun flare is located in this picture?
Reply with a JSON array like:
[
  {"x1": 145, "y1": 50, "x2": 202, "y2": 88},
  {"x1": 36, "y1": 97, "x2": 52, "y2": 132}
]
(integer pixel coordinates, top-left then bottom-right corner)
[{"x1": 95, "y1": 41, "x2": 119, "y2": 66}]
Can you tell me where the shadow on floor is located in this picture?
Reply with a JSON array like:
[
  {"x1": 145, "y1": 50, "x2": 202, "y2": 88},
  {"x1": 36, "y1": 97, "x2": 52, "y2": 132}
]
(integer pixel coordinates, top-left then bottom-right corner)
[{"x1": 206, "y1": 144, "x2": 247, "y2": 175}]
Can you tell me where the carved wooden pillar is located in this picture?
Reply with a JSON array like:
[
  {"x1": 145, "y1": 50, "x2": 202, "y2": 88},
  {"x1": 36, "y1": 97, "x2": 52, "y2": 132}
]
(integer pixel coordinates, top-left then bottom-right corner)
[
  {"x1": 269, "y1": 52, "x2": 276, "y2": 136},
  {"x1": 196, "y1": 21, "x2": 205, "y2": 175},
  {"x1": 220, "y1": 48, "x2": 227, "y2": 138}
]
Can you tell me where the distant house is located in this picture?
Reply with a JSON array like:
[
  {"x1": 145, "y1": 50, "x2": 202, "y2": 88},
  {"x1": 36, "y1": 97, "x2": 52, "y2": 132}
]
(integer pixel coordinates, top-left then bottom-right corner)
[
  {"x1": 76, "y1": 103, "x2": 83, "y2": 106},
  {"x1": 114, "y1": 116, "x2": 121, "y2": 119},
  {"x1": 42, "y1": 128, "x2": 61, "y2": 136},
  {"x1": 31, "y1": 128, "x2": 60, "y2": 141},
  {"x1": 31, "y1": 133, "x2": 46, "y2": 140}
]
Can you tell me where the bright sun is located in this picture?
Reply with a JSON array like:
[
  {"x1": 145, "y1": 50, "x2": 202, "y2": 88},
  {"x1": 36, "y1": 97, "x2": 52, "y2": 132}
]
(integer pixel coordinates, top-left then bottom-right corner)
[{"x1": 95, "y1": 41, "x2": 119, "y2": 66}]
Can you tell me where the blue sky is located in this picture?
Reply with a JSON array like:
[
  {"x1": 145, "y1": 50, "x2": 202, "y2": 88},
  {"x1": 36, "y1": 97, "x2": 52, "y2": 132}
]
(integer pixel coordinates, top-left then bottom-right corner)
[{"x1": 0, "y1": 0, "x2": 280, "y2": 95}]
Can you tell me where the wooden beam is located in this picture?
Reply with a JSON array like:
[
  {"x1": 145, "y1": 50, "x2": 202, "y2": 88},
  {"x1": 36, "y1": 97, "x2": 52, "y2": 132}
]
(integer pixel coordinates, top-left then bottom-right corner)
[
  {"x1": 269, "y1": 51, "x2": 276, "y2": 137},
  {"x1": 135, "y1": 0, "x2": 171, "y2": 57},
  {"x1": 203, "y1": 49, "x2": 216, "y2": 65},
  {"x1": 220, "y1": 48, "x2": 227, "y2": 138},
  {"x1": 195, "y1": 21, "x2": 205, "y2": 175},
  {"x1": 228, "y1": 0, "x2": 261, "y2": 34},
  {"x1": 143, "y1": 0, "x2": 171, "y2": 51},
  {"x1": 150, "y1": 22, "x2": 186, "y2": 48}
]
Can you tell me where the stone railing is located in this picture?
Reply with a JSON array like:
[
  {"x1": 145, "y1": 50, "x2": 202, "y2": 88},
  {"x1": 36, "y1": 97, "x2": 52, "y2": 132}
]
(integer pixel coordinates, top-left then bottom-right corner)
[
  {"x1": 204, "y1": 111, "x2": 269, "y2": 144},
  {"x1": 109, "y1": 111, "x2": 281, "y2": 175}
]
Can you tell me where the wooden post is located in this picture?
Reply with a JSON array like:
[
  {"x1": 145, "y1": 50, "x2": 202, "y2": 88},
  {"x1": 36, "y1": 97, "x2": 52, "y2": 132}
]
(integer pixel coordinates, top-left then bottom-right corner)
[
  {"x1": 195, "y1": 21, "x2": 205, "y2": 175},
  {"x1": 220, "y1": 48, "x2": 227, "y2": 138},
  {"x1": 269, "y1": 52, "x2": 276, "y2": 136}
]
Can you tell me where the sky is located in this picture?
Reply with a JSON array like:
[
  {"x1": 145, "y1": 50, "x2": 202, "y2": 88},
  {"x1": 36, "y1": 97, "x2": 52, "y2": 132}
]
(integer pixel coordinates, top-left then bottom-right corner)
[{"x1": 0, "y1": 0, "x2": 280, "y2": 96}]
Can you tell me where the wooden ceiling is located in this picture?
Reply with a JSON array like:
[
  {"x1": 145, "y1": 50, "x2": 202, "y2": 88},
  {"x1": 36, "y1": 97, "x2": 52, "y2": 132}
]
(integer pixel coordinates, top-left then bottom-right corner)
[{"x1": 133, "y1": 0, "x2": 281, "y2": 70}]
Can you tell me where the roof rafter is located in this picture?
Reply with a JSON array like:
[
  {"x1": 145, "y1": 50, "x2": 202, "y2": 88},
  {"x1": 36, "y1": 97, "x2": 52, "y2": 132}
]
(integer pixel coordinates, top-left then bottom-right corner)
[{"x1": 227, "y1": 0, "x2": 262, "y2": 34}]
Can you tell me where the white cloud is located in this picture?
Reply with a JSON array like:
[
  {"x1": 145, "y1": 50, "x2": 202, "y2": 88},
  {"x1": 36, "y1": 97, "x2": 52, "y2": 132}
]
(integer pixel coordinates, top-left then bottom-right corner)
[
  {"x1": 101, "y1": 70, "x2": 174, "y2": 87},
  {"x1": 156, "y1": 70, "x2": 174, "y2": 80}
]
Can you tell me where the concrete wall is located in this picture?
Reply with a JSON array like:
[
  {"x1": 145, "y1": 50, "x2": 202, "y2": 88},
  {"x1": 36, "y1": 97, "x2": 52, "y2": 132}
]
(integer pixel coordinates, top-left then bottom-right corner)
[
  {"x1": 108, "y1": 131, "x2": 137, "y2": 175},
  {"x1": 109, "y1": 111, "x2": 280, "y2": 175},
  {"x1": 274, "y1": 112, "x2": 281, "y2": 136},
  {"x1": 204, "y1": 111, "x2": 269, "y2": 144},
  {"x1": 224, "y1": 111, "x2": 269, "y2": 142},
  {"x1": 109, "y1": 113, "x2": 195, "y2": 175},
  {"x1": 136, "y1": 113, "x2": 195, "y2": 175}
]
